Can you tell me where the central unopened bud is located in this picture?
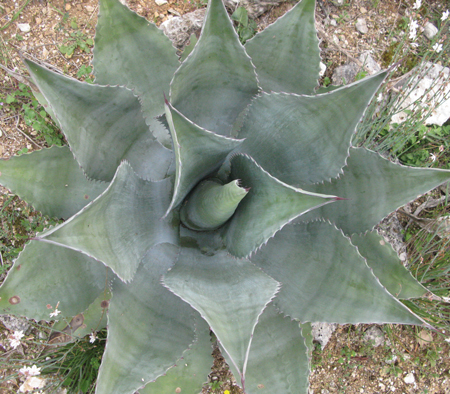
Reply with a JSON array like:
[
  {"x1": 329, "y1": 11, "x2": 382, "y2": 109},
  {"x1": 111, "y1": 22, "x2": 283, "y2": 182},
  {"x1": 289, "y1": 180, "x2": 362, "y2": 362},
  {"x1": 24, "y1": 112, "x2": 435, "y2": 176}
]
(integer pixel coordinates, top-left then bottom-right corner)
[{"x1": 180, "y1": 179, "x2": 249, "y2": 231}]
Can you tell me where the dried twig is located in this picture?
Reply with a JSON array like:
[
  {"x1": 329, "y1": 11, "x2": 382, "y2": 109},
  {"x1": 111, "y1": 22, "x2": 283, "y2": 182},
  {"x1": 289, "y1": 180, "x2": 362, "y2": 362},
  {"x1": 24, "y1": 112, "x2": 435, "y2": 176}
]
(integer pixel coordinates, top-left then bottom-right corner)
[
  {"x1": 0, "y1": 64, "x2": 37, "y2": 90},
  {"x1": 13, "y1": 116, "x2": 44, "y2": 149}
]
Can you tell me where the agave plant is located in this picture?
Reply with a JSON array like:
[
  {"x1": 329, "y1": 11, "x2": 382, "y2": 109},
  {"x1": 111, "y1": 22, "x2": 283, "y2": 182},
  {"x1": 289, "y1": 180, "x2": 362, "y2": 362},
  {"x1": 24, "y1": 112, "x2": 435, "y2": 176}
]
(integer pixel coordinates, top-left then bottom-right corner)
[{"x1": 1, "y1": 0, "x2": 449, "y2": 392}]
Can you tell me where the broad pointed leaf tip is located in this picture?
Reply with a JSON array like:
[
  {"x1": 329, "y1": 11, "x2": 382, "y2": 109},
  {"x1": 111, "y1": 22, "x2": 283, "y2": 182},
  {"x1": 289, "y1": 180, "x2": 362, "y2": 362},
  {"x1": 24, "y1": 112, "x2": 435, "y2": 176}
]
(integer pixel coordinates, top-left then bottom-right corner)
[
  {"x1": 24, "y1": 58, "x2": 168, "y2": 182},
  {"x1": 169, "y1": 0, "x2": 259, "y2": 136},
  {"x1": 245, "y1": 0, "x2": 319, "y2": 95},
  {"x1": 307, "y1": 147, "x2": 450, "y2": 235},
  {"x1": 35, "y1": 162, "x2": 177, "y2": 282},
  {"x1": 351, "y1": 231, "x2": 427, "y2": 300},
  {"x1": 245, "y1": 304, "x2": 310, "y2": 394},
  {"x1": 0, "y1": 146, "x2": 107, "y2": 219},
  {"x1": 225, "y1": 154, "x2": 338, "y2": 258},
  {"x1": 96, "y1": 244, "x2": 197, "y2": 394},
  {"x1": 237, "y1": 71, "x2": 387, "y2": 186},
  {"x1": 0, "y1": 240, "x2": 111, "y2": 321},
  {"x1": 164, "y1": 101, "x2": 244, "y2": 217},
  {"x1": 162, "y1": 248, "x2": 279, "y2": 386},
  {"x1": 95, "y1": 0, "x2": 178, "y2": 119},
  {"x1": 251, "y1": 222, "x2": 424, "y2": 326}
]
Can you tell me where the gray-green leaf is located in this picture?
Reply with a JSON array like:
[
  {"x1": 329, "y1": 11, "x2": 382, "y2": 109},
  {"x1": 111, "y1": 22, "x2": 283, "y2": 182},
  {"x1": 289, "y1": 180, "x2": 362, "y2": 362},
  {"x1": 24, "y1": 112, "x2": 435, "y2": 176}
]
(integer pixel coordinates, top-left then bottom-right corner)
[
  {"x1": 170, "y1": 0, "x2": 259, "y2": 136},
  {"x1": 245, "y1": 304, "x2": 310, "y2": 394},
  {"x1": 24, "y1": 59, "x2": 171, "y2": 182},
  {"x1": 164, "y1": 100, "x2": 243, "y2": 214},
  {"x1": 0, "y1": 241, "x2": 111, "y2": 321},
  {"x1": 237, "y1": 72, "x2": 387, "y2": 185},
  {"x1": 163, "y1": 247, "x2": 279, "y2": 387},
  {"x1": 0, "y1": 146, "x2": 106, "y2": 219},
  {"x1": 251, "y1": 221, "x2": 424, "y2": 325},
  {"x1": 225, "y1": 154, "x2": 337, "y2": 257},
  {"x1": 94, "y1": 0, "x2": 179, "y2": 120},
  {"x1": 305, "y1": 147, "x2": 450, "y2": 235},
  {"x1": 245, "y1": 0, "x2": 319, "y2": 94},
  {"x1": 351, "y1": 231, "x2": 427, "y2": 299},
  {"x1": 37, "y1": 162, "x2": 177, "y2": 282},
  {"x1": 140, "y1": 317, "x2": 212, "y2": 394},
  {"x1": 96, "y1": 244, "x2": 197, "y2": 394}
]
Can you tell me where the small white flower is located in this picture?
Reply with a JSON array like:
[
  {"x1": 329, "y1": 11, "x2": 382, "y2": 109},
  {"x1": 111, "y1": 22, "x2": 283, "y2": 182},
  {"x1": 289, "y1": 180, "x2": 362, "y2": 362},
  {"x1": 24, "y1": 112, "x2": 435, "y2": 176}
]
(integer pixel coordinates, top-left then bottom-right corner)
[
  {"x1": 442, "y1": 10, "x2": 449, "y2": 21},
  {"x1": 446, "y1": 338, "x2": 450, "y2": 343},
  {"x1": 9, "y1": 330, "x2": 24, "y2": 349},
  {"x1": 89, "y1": 333, "x2": 97, "y2": 343},
  {"x1": 377, "y1": 93, "x2": 383, "y2": 102},
  {"x1": 430, "y1": 153, "x2": 437, "y2": 162},
  {"x1": 19, "y1": 365, "x2": 41, "y2": 377},
  {"x1": 432, "y1": 43, "x2": 443, "y2": 53},
  {"x1": 413, "y1": 0, "x2": 421, "y2": 9},
  {"x1": 410, "y1": 42, "x2": 419, "y2": 48},
  {"x1": 409, "y1": 20, "x2": 419, "y2": 40},
  {"x1": 49, "y1": 308, "x2": 61, "y2": 318}
]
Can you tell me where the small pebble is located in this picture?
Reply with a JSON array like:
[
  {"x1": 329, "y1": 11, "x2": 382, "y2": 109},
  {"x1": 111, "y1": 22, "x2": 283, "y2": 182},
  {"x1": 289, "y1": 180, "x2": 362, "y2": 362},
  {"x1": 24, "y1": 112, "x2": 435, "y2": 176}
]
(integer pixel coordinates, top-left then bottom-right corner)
[
  {"x1": 423, "y1": 22, "x2": 438, "y2": 40},
  {"x1": 404, "y1": 373, "x2": 415, "y2": 384},
  {"x1": 17, "y1": 23, "x2": 30, "y2": 32},
  {"x1": 356, "y1": 18, "x2": 368, "y2": 34},
  {"x1": 319, "y1": 62, "x2": 326, "y2": 76}
]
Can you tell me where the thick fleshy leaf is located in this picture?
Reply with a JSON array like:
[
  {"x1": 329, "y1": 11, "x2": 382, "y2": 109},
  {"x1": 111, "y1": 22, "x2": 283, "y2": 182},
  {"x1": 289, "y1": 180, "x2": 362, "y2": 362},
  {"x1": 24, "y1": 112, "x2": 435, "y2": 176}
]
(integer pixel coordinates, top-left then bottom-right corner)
[
  {"x1": 300, "y1": 322, "x2": 314, "y2": 354},
  {"x1": 163, "y1": 247, "x2": 279, "y2": 387},
  {"x1": 250, "y1": 221, "x2": 424, "y2": 325},
  {"x1": 122, "y1": 127, "x2": 173, "y2": 181},
  {"x1": 140, "y1": 317, "x2": 212, "y2": 394},
  {"x1": 245, "y1": 304, "x2": 309, "y2": 394},
  {"x1": 170, "y1": 0, "x2": 259, "y2": 136},
  {"x1": 305, "y1": 147, "x2": 450, "y2": 235},
  {"x1": 0, "y1": 146, "x2": 107, "y2": 219},
  {"x1": 36, "y1": 162, "x2": 177, "y2": 282},
  {"x1": 180, "y1": 33, "x2": 198, "y2": 62},
  {"x1": 96, "y1": 244, "x2": 197, "y2": 394},
  {"x1": 0, "y1": 241, "x2": 111, "y2": 321},
  {"x1": 164, "y1": 101, "x2": 243, "y2": 213},
  {"x1": 180, "y1": 179, "x2": 248, "y2": 230},
  {"x1": 245, "y1": 0, "x2": 319, "y2": 95},
  {"x1": 225, "y1": 155, "x2": 337, "y2": 258},
  {"x1": 24, "y1": 59, "x2": 171, "y2": 182},
  {"x1": 70, "y1": 289, "x2": 111, "y2": 339},
  {"x1": 48, "y1": 288, "x2": 112, "y2": 342},
  {"x1": 94, "y1": 0, "x2": 179, "y2": 120},
  {"x1": 237, "y1": 72, "x2": 387, "y2": 185},
  {"x1": 351, "y1": 231, "x2": 427, "y2": 299}
]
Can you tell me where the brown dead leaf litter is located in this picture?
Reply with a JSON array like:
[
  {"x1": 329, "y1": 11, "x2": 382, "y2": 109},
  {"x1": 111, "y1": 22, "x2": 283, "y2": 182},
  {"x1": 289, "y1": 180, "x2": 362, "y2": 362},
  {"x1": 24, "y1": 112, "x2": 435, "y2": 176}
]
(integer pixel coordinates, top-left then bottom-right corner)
[{"x1": 1, "y1": 0, "x2": 450, "y2": 393}]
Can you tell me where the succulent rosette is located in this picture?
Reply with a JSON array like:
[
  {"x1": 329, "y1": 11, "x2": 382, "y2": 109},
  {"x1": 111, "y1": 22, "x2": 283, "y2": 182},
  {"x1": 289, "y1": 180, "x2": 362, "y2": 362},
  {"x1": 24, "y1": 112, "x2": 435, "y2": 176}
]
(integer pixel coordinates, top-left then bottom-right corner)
[{"x1": 1, "y1": 0, "x2": 449, "y2": 393}]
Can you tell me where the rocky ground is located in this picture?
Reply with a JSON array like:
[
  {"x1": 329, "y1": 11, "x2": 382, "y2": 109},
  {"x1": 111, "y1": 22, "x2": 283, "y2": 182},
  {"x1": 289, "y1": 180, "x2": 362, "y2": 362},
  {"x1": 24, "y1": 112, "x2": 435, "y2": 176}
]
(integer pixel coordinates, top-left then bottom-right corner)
[{"x1": 1, "y1": 0, "x2": 450, "y2": 393}]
